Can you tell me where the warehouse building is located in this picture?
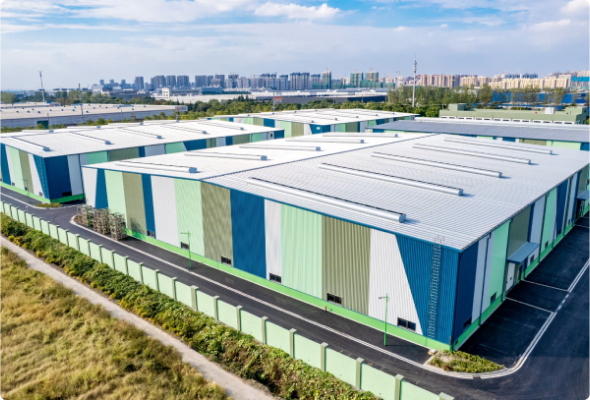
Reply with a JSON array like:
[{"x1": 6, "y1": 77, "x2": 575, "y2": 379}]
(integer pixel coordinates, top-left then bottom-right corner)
[
  {"x1": 369, "y1": 118, "x2": 590, "y2": 151},
  {"x1": 0, "y1": 120, "x2": 283, "y2": 203},
  {"x1": 440, "y1": 103, "x2": 588, "y2": 124},
  {"x1": 81, "y1": 133, "x2": 589, "y2": 350},
  {"x1": 0, "y1": 103, "x2": 180, "y2": 128},
  {"x1": 211, "y1": 108, "x2": 417, "y2": 136}
]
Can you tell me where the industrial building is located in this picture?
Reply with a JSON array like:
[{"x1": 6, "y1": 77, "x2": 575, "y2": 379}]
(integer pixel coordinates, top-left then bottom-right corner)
[
  {"x1": 211, "y1": 109, "x2": 417, "y2": 136},
  {"x1": 81, "y1": 132, "x2": 589, "y2": 350},
  {"x1": 440, "y1": 103, "x2": 588, "y2": 124},
  {"x1": 0, "y1": 103, "x2": 179, "y2": 128},
  {"x1": 0, "y1": 120, "x2": 283, "y2": 203},
  {"x1": 369, "y1": 118, "x2": 590, "y2": 151}
]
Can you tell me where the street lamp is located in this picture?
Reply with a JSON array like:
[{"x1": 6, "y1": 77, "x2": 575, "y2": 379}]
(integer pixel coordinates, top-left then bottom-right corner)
[
  {"x1": 181, "y1": 231, "x2": 192, "y2": 269},
  {"x1": 378, "y1": 294, "x2": 389, "y2": 346}
]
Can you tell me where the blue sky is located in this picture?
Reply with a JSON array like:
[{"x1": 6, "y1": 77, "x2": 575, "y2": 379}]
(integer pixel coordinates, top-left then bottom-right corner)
[{"x1": 2, "y1": 0, "x2": 589, "y2": 90}]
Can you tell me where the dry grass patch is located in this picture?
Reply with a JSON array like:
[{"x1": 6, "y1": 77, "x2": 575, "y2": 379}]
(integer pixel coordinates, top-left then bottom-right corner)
[
  {"x1": 429, "y1": 350, "x2": 504, "y2": 373},
  {"x1": 0, "y1": 247, "x2": 228, "y2": 400}
]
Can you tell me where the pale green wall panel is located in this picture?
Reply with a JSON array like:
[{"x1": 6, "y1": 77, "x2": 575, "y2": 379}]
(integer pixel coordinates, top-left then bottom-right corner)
[
  {"x1": 158, "y1": 274, "x2": 175, "y2": 299},
  {"x1": 9, "y1": 147, "x2": 24, "y2": 189},
  {"x1": 109, "y1": 147, "x2": 140, "y2": 162},
  {"x1": 281, "y1": 204, "x2": 323, "y2": 298},
  {"x1": 18, "y1": 150, "x2": 33, "y2": 193},
  {"x1": 142, "y1": 265, "x2": 158, "y2": 290},
  {"x1": 197, "y1": 291, "x2": 216, "y2": 317},
  {"x1": 541, "y1": 189, "x2": 557, "y2": 252},
  {"x1": 549, "y1": 141, "x2": 581, "y2": 150},
  {"x1": 105, "y1": 170, "x2": 126, "y2": 217},
  {"x1": 165, "y1": 142, "x2": 186, "y2": 154},
  {"x1": 279, "y1": 121, "x2": 292, "y2": 138},
  {"x1": 507, "y1": 206, "x2": 531, "y2": 256},
  {"x1": 361, "y1": 364, "x2": 399, "y2": 400},
  {"x1": 326, "y1": 348, "x2": 356, "y2": 387},
  {"x1": 336, "y1": 123, "x2": 346, "y2": 133},
  {"x1": 217, "y1": 301, "x2": 238, "y2": 329},
  {"x1": 202, "y1": 183, "x2": 233, "y2": 264},
  {"x1": 122, "y1": 172, "x2": 147, "y2": 235},
  {"x1": 240, "y1": 311, "x2": 263, "y2": 341},
  {"x1": 293, "y1": 334, "x2": 322, "y2": 369},
  {"x1": 128, "y1": 260, "x2": 142, "y2": 282},
  {"x1": 175, "y1": 281, "x2": 192, "y2": 308},
  {"x1": 323, "y1": 217, "x2": 371, "y2": 314},
  {"x1": 400, "y1": 381, "x2": 439, "y2": 400},
  {"x1": 85, "y1": 151, "x2": 109, "y2": 165},
  {"x1": 265, "y1": 321, "x2": 290, "y2": 353},
  {"x1": 175, "y1": 179, "x2": 205, "y2": 255},
  {"x1": 487, "y1": 221, "x2": 510, "y2": 301}
]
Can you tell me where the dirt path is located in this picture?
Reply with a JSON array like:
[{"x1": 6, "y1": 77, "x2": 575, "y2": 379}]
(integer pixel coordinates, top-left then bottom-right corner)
[{"x1": 1, "y1": 238, "x2": 276, "y2": 400}]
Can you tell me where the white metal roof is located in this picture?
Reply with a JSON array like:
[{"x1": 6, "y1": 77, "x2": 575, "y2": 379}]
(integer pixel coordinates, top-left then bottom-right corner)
[
  {"x1": 0, "y1": 103, "x2": 177, "y2": 120},
  {"x1": 83, "y1": 133, "x2": 589, "y2": 250},
  {"x1": 0, "y1": 120, "x2": 281, "y2": 157}
]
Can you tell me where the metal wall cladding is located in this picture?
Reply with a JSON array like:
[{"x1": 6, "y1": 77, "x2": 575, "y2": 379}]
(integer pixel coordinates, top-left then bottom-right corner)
[
  {"x1": 28, "y1": 154, "x2": 45, "y2": 197},
  {"x1": 122, "y1": 172, "x2": 147, "y2": 235},
  {"x1": 105, "y1": 170, "x2": 126, "y2": 216},
  {"x1": 34, "y1": 155, "x2": 49, "y2": 196},
  {"x1": 85, "y1": 151, "x2": 109, "y2": 165},
  {"x1": 437, "y1": 248, "x2": 459, "y2": 343},
  {"x1": 44, "y1": 156, "x2": 72, "y2": 199},
  {"x1": 202, "y1": 182, "x2": 233, "y2": 264},
  {"x1": 95, "y1": 169, "x2": 109, "y2": 208},
  {"x1": 279, "y1": 121, "x2": 292, "y2": 138},
  {"x1": 567, "y1": 173, "x2": 578, "y2": 226},
  {"x1": 322, "y1": 216, "x2": 371, "y2": 315},
  {"x1": 67, "y1": 155, "x2": 84, "y2": 195},
  {"x1": 345, "y1": 122, "x2": 359, "y2": 132},
  {"x1": 359, "y1": 121, "x2": 369, "y2": 132},
  {"x1": 487, "y1": 221, "x2": 510, "y2": 305},
  {"x1": 555, "y1": 180, "x2": 569, "y2": 237},
  {"x1": 174, "y1": 178, "x2": 204, "y2": 255},
  {"x1": 142, "y1": 174, "x2": 155, "y2": 234},
  {"x1": 529, "y1": 196, "x2": 546, "y2": 244},
  {"x1": 481, "y1": 231, "x2": 496, "y2": 311},
  {"x1": 541, "y1": 189, "x2": 557, "y2": 251},
  {"x1": 336, "y1": 124, "x2": 346, "y2": 133},
  {"x1": 205, "y1": 138, "x2": 217, "y2": 148},
  {"x1": 109, "y1": 147, "x2": 140, "y2": 162},
  {"x1": 216, "y1": 137, "x2": 225, "y2": 147},
  {"x1": 303, "y1": 124, "x2": 312, "y2": 136},
  {"x1": 264, "y1": 200, "x2": 282, "y2": 279},
  {"x1": 522, "y1": 139, "x2": 547, "y2": 146},
  {"x1": 8, "y1": 147, "x2": 23, "y2": 188},
  {"x1": 82, "y1": 167, "x2": 97, "y2": 207},
  {"x1": 453, "y1": 242, "x2": 478, "y2": 339},
  {"x1": 263, "y1": 119, "x2": 275, "y2": 128},
  {"x1": 165, "y1": 142, "x2": 186, "y2": 154},
  {"x1": 253, "y1": 117, "x2": 265, "y2": 126},
  {"x1": 231, "y1": 190, "x2": 266, "y2": 278},
  {"x1": 185, "y1": 139, "x2": 207, "y2": 151},
  {"x1": 507, "y1": 206, "x2": 531, "y2": 256},
  {"x1": 291, "y1": 122, "x2": 305, "y2": 137},
  {"x1": 578, "y1": 166, "x2": 589, "y2": 196},
  {"x1": 396, "y1": 235, "x2": 433, "y2": 339},
  {"x1": 151, "y1": 175, "x2": 178, "y2": 246},
  {"x1": 368, "y1": 229, "x2": 423, "y2": 335},
  {"x1": 232, "y1": 135, "x2": 251, "y2": 145},
  {"x1": 0, "y1": 144, "x2": 11, "y2": 185},
  {"x1": 281, "y1": 204, "x2": 323, "y2": 298},
  {"x1": 18, "y1": 150, "x2": 33, "y2": 193},
  {"x1": 144, "y1": 144, "x2": 166, "y2": 157},
  {"x1": 472, "y1": 236, "x2": 490, "y2": 321}
]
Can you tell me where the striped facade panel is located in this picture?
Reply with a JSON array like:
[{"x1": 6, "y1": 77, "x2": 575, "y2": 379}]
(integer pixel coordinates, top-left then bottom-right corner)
[
  {"x1": 28, "y1": 154, "x2": 45, "y2": 198},
  {"x1": 85, "y1": 151, "x2": 109, "y2": 165},
  {"x1": 541, "y1": 189, "x2": 557, "y2": 252},
  {"x1": 322, "y1": 217, "x2": 370, "y2": 315},
  {"x1": 151, "y1": 176, "x2": 178, "y2": 246},
  {"x1": 566, "y1": 173, "x2": 578, "y2": 226},
  {"x1": 396, "y1": 235, "x2": 433, "y2": 337},
  {"x1": 522, "y1": 139, "x2": 547, "y2": 146},
  {"x1": 344, "y1": 122, "x2": 358, "y2": 132},
  {"x1": 279, "y1": 121, "x2": 292, "y2": 138},
  {"x1": 453, "y1": 242, "x2": 478, "y2": 339},
  {"x1": 578, "y1": 166, "x2": 588, "y2": 196},
  {"x1": 303, "y1": 124, "x2": 312, "y2": 136},
  {"x1": 8, "y1": 147, "x2": 23, "y2": 189},
  {"x1": 174, "y1": 178, "x2": 204, "y2": 255},
  {"x1": 105, "y1": 170, "x2": 126, "y2": 217},
  {"x1": 122, "y1": 172, "x2": 147, "y2": 235},
  {"x1": 437, "y1": 248, "x2": 459, "y2": 343},
  {"x1": 359, "y1": 121, "x2": 369, "y2": 132},
  {"x1": 486, "y1": 221, "x2": 510, "y2": 307},
  {"x1": 95, "y1": 169, "x2": 109, "y2": 208},
  {"x1": 67, "y1": 155, "x2": 84, "y2": 195},
  {"x1": 109, "y1": 147, "x2": 140, "y2": 162},
  {"x1": 554, "y1": 180, "x2": 569, "y2": 237},
  {"x1": 529, "y1": 196, "x2": 546, "y2": 244},
  {"x1": 45, "y1": 156, "x2": 72, "y2": 199},
  {"x1": 281, "y1": 204, "x2": 323, "y2": 298},
  {"x1": 264, "y1": 200, "x2": 282, "y2": 279},
  {"x1": 206, "y1": 138, "x2": 217, "y2": 148},
  {"x1": 0, "y1": 144, "x2": 11, "y2": 185},
  {"x1": 231, "y1": 190, "x2": 266, "y2": 278},
  {"x1": 142, "y1": 174, "x2": 155, "y2": 235},
  {"x1": 202, "y1": 183, "x2": 233, "y2": 264},
  {"x1": 165, "y1": 142, "x2": 186, "y2": 154},
  {"x1": 232, "y1": 135, "x2": 251, "y2": 145},
  {"x1": 253, "y1": 117, "x2": 265, "y2": 126},
  {"x1": 82, "y1": 167, "x2": 98, "y2": 207},
  {"x1": 368, "y1": 230, "x2": 423, "y2": 335},
  {"x1": 291, "y1": 123, "x2": 304, "y2": 137},
  {"x1": 507, "y1": 206, "x2": 531, "y2": 256},
  {"x1": 18, "y1": 150, "x2": 33, "y2": 195},
  {"x1": 144, "y1": 144, "x2": 166, "y2": 157},
  {"x1": 472, "y1": 236, "x2": 490, "y2": 321}
]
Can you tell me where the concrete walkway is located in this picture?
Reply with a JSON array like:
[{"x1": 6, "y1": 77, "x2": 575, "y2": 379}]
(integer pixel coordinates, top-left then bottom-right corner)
[{"x1": 1, "y1": 238, "x2": 275, "y2": 400}]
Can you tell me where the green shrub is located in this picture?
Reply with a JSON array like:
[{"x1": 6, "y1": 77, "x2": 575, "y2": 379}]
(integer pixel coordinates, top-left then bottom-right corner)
[
  {"x1": 36, "y1": 202, "x2": 62, "y2": 208},
  {"x1": 429, "y1": 350, "x2": 503, "y2": 373},
  {"x1": 0, "y1": 213, "x2": 377, "y2": 399}
]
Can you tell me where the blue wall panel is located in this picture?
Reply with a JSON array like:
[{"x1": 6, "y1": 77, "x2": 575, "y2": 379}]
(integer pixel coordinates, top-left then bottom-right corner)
[
  {"x1": 263, "y1": 118, "x2": 275, "y2": 128},
  {"x1": 1, "y1": 144, "x2": 11, "y2": 185},
  {"x1": 555, "y1": 180, "x2": 569, "y2": 234},
  {"x1": 138, "y1": 146, "x2": 146, "y2": 157},
  {"x1": 437, "y1": 248, "x2": 459, "y2": 344},
  {"x1": 226, "y1": 136, "x2": 233, "y2": 146},
  {"x1": 274, "y1": 130, "x2": 285, "y2": 139},
  {"x1": 184, "y1": 139, "x2": 207, "y2": 151},
  {"x1": 142, "y1": 174, "x2": 155, "y2": 236},
  {"x1": 34, "y1": 156, "x2": 49, "y2": 196},
  {"x1": 452, "y1": 242, "x2": 478, "y2": 340},
  {"x1": 230, "y1": 190, "x2": 266, "y2": 278},
  {"x1": 502, "y1": 137, "x2": 516, "y2": 142},
  {"x1": 581, "y1": 142, "x2": 589, "y2": 151},
  {"x1": 95, "y1": 169, "x2": 109, "y2": 208},
  {"x1": 397, "y1": 236, "x2": 433, "y2": 337},
  {"x1": 44, "y1": 156, "x2": 72, "y2": 199}
]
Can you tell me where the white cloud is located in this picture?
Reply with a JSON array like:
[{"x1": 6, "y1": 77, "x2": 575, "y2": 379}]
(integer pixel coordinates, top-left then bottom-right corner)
[
  {"x1": 254, "y1": 2, "x2": 341, "y2": 19},
  {"x1": 1, "y1": 24, "x2": 41, "y2": 34},
  {"x1": 530, "y1": 19, "x2": 571, "y2": 31},
  {"x1": 560, "y1": 0, "x2": 589, "y2": 15},
  {"x1": 440, "y1": 23, "x2": 448, "y2": 28}
]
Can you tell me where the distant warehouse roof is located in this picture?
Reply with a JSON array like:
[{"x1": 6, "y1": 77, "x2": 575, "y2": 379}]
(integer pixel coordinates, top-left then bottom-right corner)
[
  {"x1": 83, "y1": 132, "x2": 589, "y2": 250},
  {"x1": 369, "y1": 118, "x2": 590, "y2": 143}
]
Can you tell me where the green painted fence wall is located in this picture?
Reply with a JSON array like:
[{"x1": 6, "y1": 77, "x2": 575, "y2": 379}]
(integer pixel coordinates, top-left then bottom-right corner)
[
  {"x1": 142, "y1": 265, "x2": 158, "y2": 290},
  {"x1": 89, "y1": 242, "x2": 102, "y2": 263},
  {"x1": 127, "y1": 260, "x2": 142, "y2": 282},
  {"x1": 361, "y1": 364, "x2": 399, "y2": 400},
  {"x1": 218, "y1": 301, "x2": 239, "y2": 329},
  {"x1": 41, "y1": 220, "x2": 50, "y2": 235},
  {"x1": 294, "y1": 334, "x2": 322, "y2": 369},
  {"x1": 158, "y1": 274, "x2": 175, "y2": 299},
  {"x1": 240, "y1": 311, "x2": 263, "y2": 341},
  {"x1": 197, "y1": 291, "x2": 216, "y2": 317},
  {"x1": 57, "y1": 228, "x2": 69, "y2": 245},
  {"x1": 33, "y1": 216, "x2": 41, "y2": 231},
  {"x1": 400, "y1": 381, "x2": 439, "y2": 400},
  {"x1": 265, "y1": 321, "x2": 290, "y2": 354},
  {"x1": 101, "y1": 248, "x2": 114, "y2": 268},
  {"x1": 67, "y1": 232, "x2": 78, "y2": 250},
  {"x1": 114, "y1": 254, "x2": 128, "y2": 274},
  {"x1": 175, "y1": 281, "x2": 192, "y2": 308},
  {"x1": 49, "y1": 224, "x2": 59, "y2": 240},
  {"x1": 175, "y1": 179, "x2": 205, "y2": 255},
  {"x1": 326, "y1": 348, "x2": 356, "y2": 387},
  {"x1": 25, "y1": 212, "x2": 34, "y2": 228},
  {"x1": 17, "y1": 209, "x2": 26, "y2": 224},
  {"x1": 78, "y1": 238, "x2": 90, "y2": 256}
]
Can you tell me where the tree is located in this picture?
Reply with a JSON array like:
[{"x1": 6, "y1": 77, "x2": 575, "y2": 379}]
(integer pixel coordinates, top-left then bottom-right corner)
[
  {"x1": 1, "y1": 92, "x2": 18, "y2": 104},
  {"x1": 478, "y1": 84, "x2": 493, "y2": 106}
]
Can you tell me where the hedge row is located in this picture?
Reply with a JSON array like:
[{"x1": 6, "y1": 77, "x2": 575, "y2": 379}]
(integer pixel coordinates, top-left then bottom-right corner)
[{"x1": 1, "y1": 213, "x2": 376, "y2": 400}]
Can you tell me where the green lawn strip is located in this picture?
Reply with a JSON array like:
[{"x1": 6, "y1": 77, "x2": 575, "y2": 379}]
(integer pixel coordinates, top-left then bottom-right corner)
[
  {"x1": 36, "y1": 202, "x2": 63, "y2": 208},
  {"x1": 1, "y1": 213, "x2": 377, "y2": 400},
  {"x1": 429, "y1": 350, "x2": 504, "y2": 373}
]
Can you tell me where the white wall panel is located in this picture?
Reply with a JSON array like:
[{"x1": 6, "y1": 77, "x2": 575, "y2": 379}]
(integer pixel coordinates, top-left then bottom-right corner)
[
  {"x1": 81, "y1": 167, "x2": 97, "y2": 207},
  {"x1": 28, "y1": 154, "x2": 45, "y2": 198},
  {"x1": 481, "y1": 233, "x2": 495, "y2": 312},
  {"x1": 303, "y1": 124, "x2": 312, "y2": 136},
  {"x1": 472, "y1": 235, "x2": 490, "y2": 321},
  {"x1": 368, "y1": 229, "x2": 422, "y2": 335},
  {"x1": 566, "y1": 173, "x2": 578, "y2": 227},
  {"x1": 67, "y1": 154, "x2": 84, "y2": 195},
  {"x1": 144, "y1": 144, "x2": 166, "y2": 157},
  {"x1": 265, "y1": 200, "x2": 282, "y2": 279},
  {"x1": 151, "y1": 175, "x2": 178, "y2": 246},
  {"x1": 529, "y1": 196, "x2": 546, "y2": 244}
]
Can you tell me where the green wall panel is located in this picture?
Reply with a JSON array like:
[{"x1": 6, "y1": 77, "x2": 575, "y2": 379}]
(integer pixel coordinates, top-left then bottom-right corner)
[
  {"x1": 294, "y1": 334, "x2": 322, "y2": 369},
  {"x1": 105, "y1": 170, "x2": 126, "y2": 217},
  {"x1": 122, "y1": 172, "x2": 147, "y2": 235},
  {"x1": 202, "y1": 183, "x2": 233, "y2": 265},
  {"x1": 158, "y1": 274, "x2": 175, "y2": 299},
  {"x1": 488, "y1": 221, "x2": 510, "y2": 301},
  {"x1": 279, "y1": 121, "x2": 292, "y2": 138},
  {"x1": 9, "y1": 147, "x2": 24, "y2": 189},
  {"x1": 165, "y1": 142, "x2": 186, "y2": 154},
  {"x1": 251, "y1": 133, "x2": 264, "y2": 142},
  {"x1": 326, "y1": 348, "x2": 356, "y2": 387},
  {"x1": 240, "y1": 311, "x2": 263, "y2": 341},
  {"x1": 541, "y1": 189, "x2": 557, "y2": 252},
  {"x1": 175, "y1": 281, "x2": 193, "y2": 308},
  {"x1": 265, "y1": 322, "x2": 290, "y2": 353},
  {"x1": 100, "y1": 248, "x2": 114, "y2": 268},
  {"x1": 507, "y1": 206, "x2": 531, "y2": 256},
  {"x1": 217, "y1": 301, "x2": 238, "y2": 329},
  {"x1": 109, "y1": 147, "x2": 140, "y2": 162},
  {"x1": 232, "y1": 135, "x2": 250, "y2": 145},
  {"x1": 344, "y1": 122, "x2": 358, "y2": 132},
  {"x1": 18, "y1": 150, "x2": 33, "y2": 193},
  {"x1": 323, "y1": 217, "x2": 370, "y2": 314},
  {"x1": 17, "y1": 209, "x2": 26, "y2": 224},
  {"x1": 142, "y1": 265, "x2": 158, "y2": 290},
  {"x1": 549, "y1": 141, "x2": 581, "y2": 150},
  {"x1": 196, "y1": 291, "x2": 216, "y2": 317},
  {"x1": 361, "y1": 364, "x2": 399, "y2": 400},
  {"x1": 206, "y1": 138, "x2": 217, "y2": 148},
  {"x1": 89, "y1": 242, "x2": 102, "y2": 263},
  {"x1": 175, "y1": 179, "x2": 205, "y2": 255},
  {"x1": 49, "y1": 223, "x2": 59, "y2": 239},
  {"x1": 400, "y1": 381, "x2": 439, "y2": 400},
  {"x1": 127, "y1": 260, "x2": 142, "y2": 282},
  {"x1": 522, "y1": 139, "x2": 547, "y2": 146},
  {"x1": 57, "y1": 227, "x2": 69, "y2": 245},
  {"x1": 281, "y1": 205, "x2": 323, "y2": 298},
  {"x1": 291, "y1": 122, "x2": 304, "y2": 137},
  {"x1": 25, "y1": 212, "x2": 34, "y2": 228},
  {"x1": 66, "y1": 232, "x2": 78, "y2": 250},
  {"x1": 78, "y1": 238, "x2": 90, "y2": 256},
  {"x1": 114, "y1": 254, "x2": 128, "y2": 274},
  {"x1": 85, "y1": 151, "x2": 109, "y2": 165}
]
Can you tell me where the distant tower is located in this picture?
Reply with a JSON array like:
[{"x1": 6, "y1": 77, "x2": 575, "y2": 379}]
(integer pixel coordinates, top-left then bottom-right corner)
[
  {"x1": 39, "y1": 71, "x2": 45, "y2": 102},
  {"x1": 412, "y1": 56, "x2": 417, "y2": 108}
]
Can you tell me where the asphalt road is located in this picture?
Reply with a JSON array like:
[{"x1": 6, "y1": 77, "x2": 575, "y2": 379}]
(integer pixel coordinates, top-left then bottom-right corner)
[{"x1": 2, "y1": 191, "x2": 589, "y2": 400}]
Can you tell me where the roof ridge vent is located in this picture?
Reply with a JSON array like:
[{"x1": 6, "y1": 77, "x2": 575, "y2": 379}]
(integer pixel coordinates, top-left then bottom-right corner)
[
  {"x1": 286, "y1": 138, "x2": 365, "y2": 144},
  {"x1": 198, "y1": 120, "x2": 245, "y2": 130},
  {"x1": 12, "y1": 137, "x2": 51, "y2": 152},
  {"x1": 115, "y1": 161, "x2": 197, "y2": 173},
  {"x1": 247, "y1": 177, "x2": 406, "y2": 222},
  {"x1": 240, "y1": 144, "x2": 321, "y2": 151},
  {"x1": 163, "y1": 125, "x2": 208, "y2": 134},
  {"x1": 319, "y1": 163, "x2": 463, "y2": 195},
  {"x1": 444, "y1": 137, "x2": 553, "y2": 154},
  {"x1": 324, "y1": 133, "x2": 398, "y2": 138},
  {"x1": 413, "y1": 143, "x2": 531, "y2": 164},
  {"x1": 185, "y1": 152, "x2": 267, "y2": 161},
  {"x1": 67, "y1": 132, "x2": 111, "y2": 144},
  {"x1": 119, "y1": 128, "x2": 163, "y2": 139}
]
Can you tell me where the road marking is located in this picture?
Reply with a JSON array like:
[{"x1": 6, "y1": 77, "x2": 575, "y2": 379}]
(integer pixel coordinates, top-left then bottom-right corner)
[
  {"x1": 521, "y1": 280, "x2": 569, "y2": 292},
  {"x1": 505, "y1": 298, "x2": 552, "y2": 313},
  {"x1": 567, "y1": 259, "x2": 590, "y2": 292},
  {"x1": 574, "y1": 224, "x2": 589, "y2": 229}
]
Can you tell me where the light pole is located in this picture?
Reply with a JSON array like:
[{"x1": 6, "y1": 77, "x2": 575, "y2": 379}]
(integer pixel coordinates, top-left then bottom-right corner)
[
  {"x1": 378, "y1": 294, "x2": 389, "y2": 346},
  {"x1": 181, "y1": 231, "x2": 192, "y2": 269}
]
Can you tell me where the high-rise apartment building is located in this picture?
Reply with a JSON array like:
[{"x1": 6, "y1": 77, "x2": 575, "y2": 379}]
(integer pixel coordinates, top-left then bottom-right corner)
[
  {"x1": 321, "y1": 71, "x2": 332, "y2": 89},
  {"x1": 211, "y1": 74, "x2": 225, "y2": 88},
  {"x1": 134, "y1": 77, "x2": 144, "y2": 90},
  {"x1": 365, "y1": 71, "x2": 379, "y2": 82},
  {"x1": 166, "y1": 75, "x2": 177, "y2": 88},
  {"x1": 226, "y1": 74, "x2": 239, "y2": 89},
  {"x1": 350, "y1": 71, "x2": 363, "y2": 87},
  {"x1": 310, "y1": 74, "x2": 321, "y2": 89},
  {"x1": 290, "y1": 72, "x2": 310, "y2": 90},
  {"x1": 151, "y1": 75, "x2": 166, "y2": 89},
  {"x1": 176, "y1": 75, "x2": 190, "y2": 88},
  {"x1": 194, "y1": 75, "x2": 208, "y2": 87}
]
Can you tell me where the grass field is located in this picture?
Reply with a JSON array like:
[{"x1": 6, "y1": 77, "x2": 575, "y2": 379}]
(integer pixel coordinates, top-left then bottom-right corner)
[{"x1": 0, "y1": 246, "x2": 229, "y2": 400}]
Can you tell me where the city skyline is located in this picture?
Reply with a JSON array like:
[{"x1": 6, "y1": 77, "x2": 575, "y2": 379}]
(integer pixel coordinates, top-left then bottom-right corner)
[{"x1": 2, "y1": 0, "x2": 589, "y2": 90}]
